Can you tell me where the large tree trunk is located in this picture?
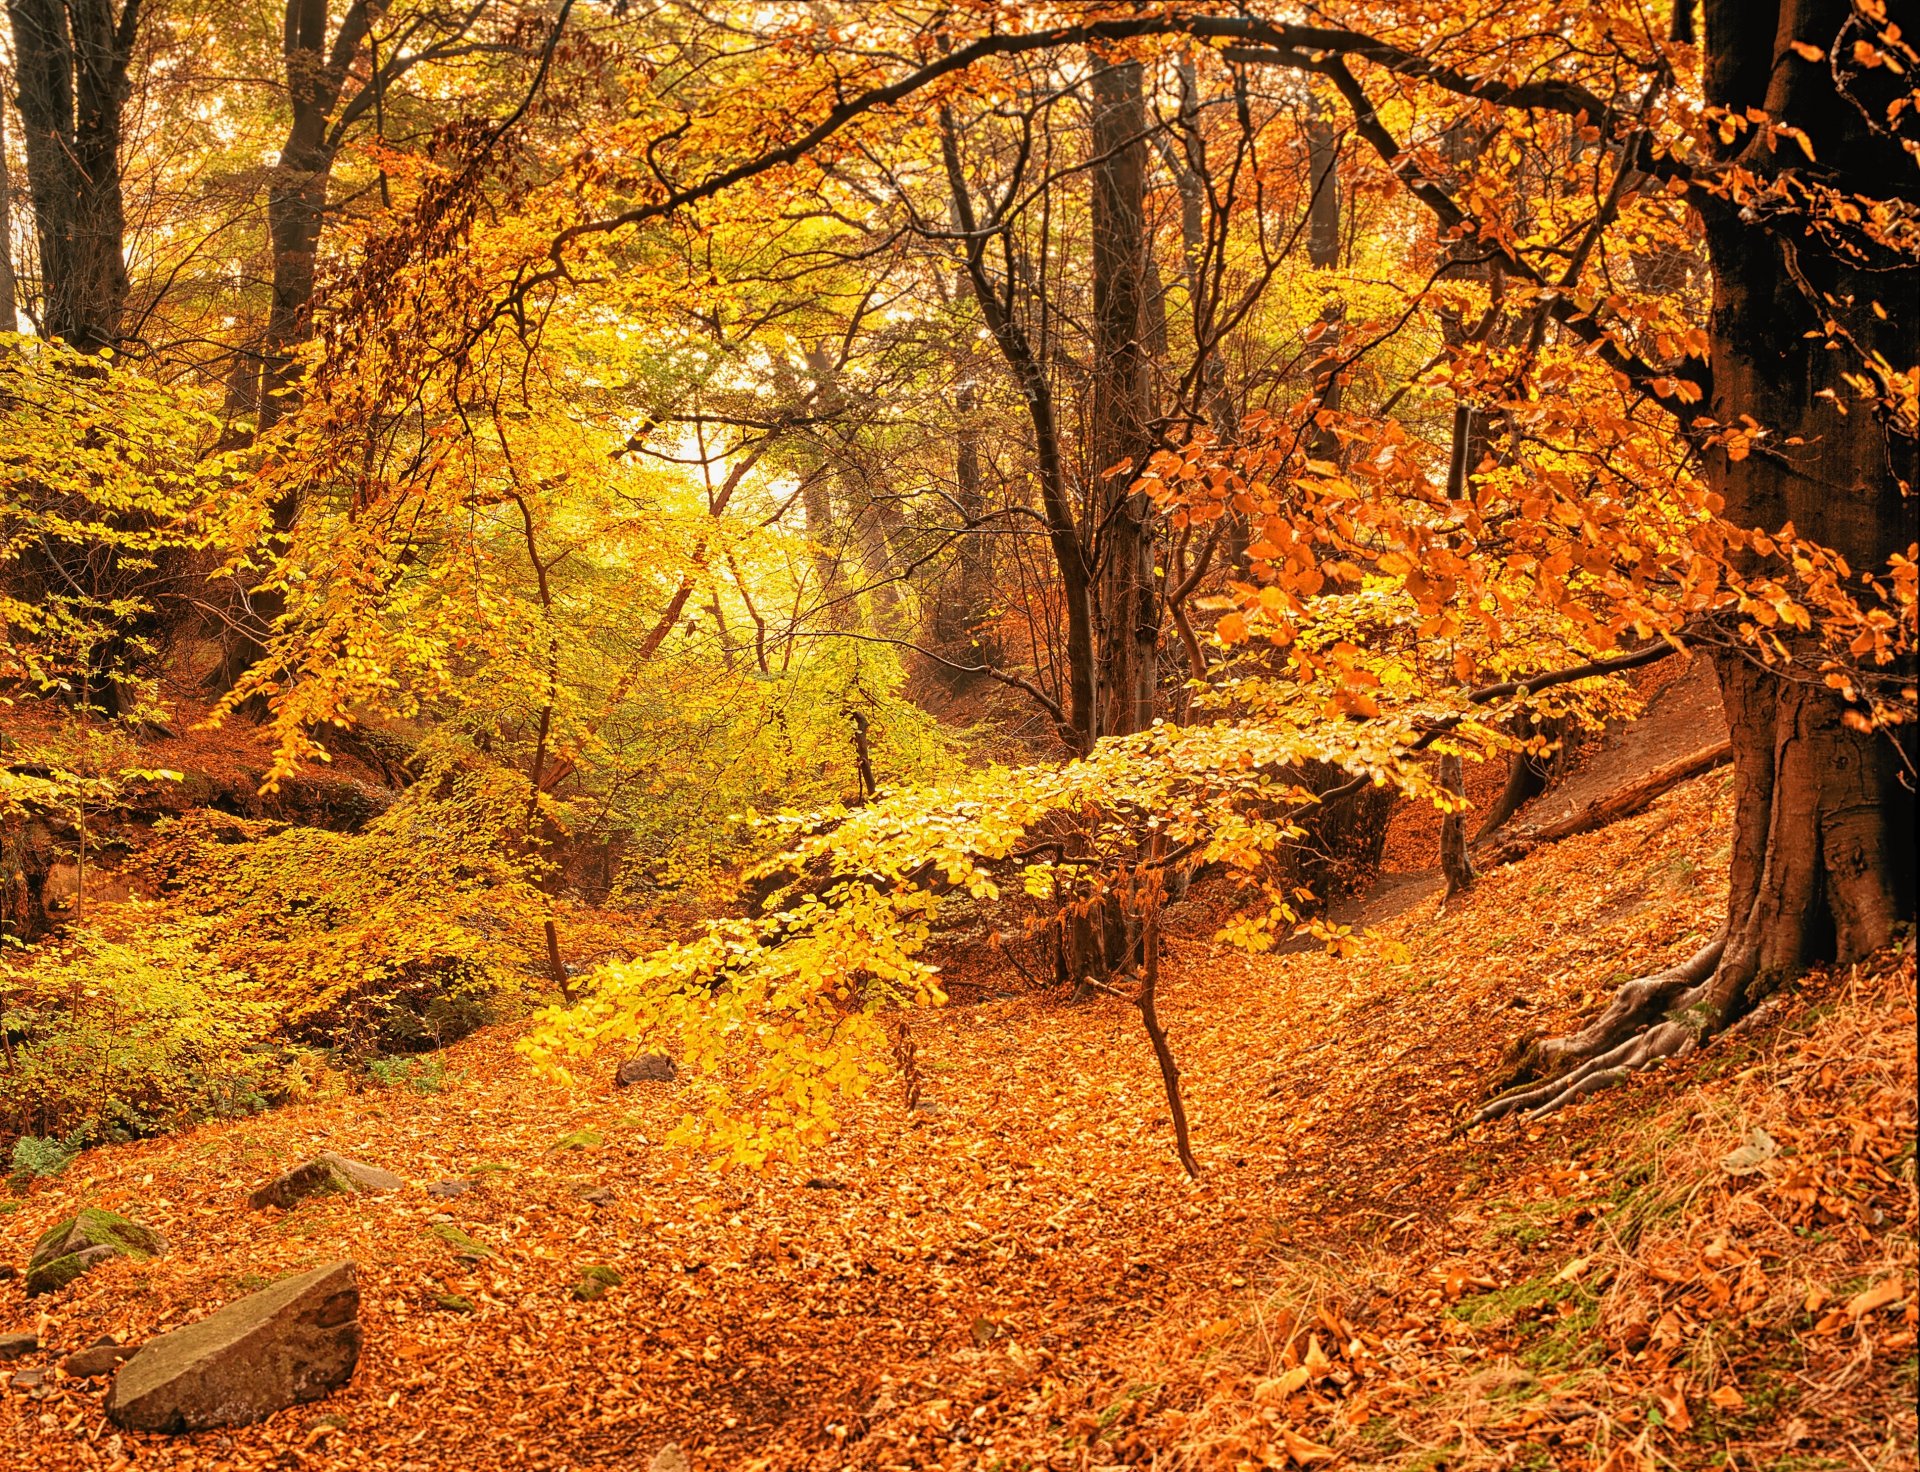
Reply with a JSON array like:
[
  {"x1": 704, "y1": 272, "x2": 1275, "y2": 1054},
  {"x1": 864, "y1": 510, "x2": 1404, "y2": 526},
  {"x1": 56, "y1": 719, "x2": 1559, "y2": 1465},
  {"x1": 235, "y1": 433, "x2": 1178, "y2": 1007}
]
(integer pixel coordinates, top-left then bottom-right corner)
[
  {"x1": 1480, "y1": 0, "x2": 1917, "y2": 1120},
  {"x1": 6, "y1": 0, "x2": 138, "y2": 352},
  {"x1": 1088, "y1": 54, "x2": 1157, "y2": 741}
]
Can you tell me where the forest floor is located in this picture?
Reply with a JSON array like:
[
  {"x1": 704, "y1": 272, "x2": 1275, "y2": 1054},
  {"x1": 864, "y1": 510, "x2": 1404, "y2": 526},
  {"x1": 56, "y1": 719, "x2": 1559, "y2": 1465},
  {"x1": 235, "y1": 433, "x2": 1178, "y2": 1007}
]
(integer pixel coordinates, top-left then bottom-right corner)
[{"x1": 0, "y1": 719, "x2": 1913, "y2": 1471}]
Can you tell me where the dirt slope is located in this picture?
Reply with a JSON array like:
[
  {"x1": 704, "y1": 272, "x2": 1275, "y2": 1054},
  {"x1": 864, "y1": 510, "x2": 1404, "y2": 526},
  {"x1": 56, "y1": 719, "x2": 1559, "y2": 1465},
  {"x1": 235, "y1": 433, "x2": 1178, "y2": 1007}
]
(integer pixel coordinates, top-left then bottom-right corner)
[{"x1": 0, "y1": 763, "x2": 1912, "y2": 1472}]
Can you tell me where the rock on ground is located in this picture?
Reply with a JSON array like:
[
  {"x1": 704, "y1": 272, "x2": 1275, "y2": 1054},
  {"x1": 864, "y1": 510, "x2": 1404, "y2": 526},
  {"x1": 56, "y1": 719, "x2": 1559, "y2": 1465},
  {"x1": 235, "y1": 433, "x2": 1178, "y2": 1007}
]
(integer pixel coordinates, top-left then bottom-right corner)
[
  {"x1": 64, "y1": 1338, "x2": 137, "y2": 1377},
  {"x1": 249, "y1": 1153, "x2": 406, "y2": 1211},
  {"x1": 26, "y1": 1208, "x2": 166, "y2": 1297},
  {"x1": 615, "y1": 1053, "x2": 676, "y2": 1085},
  {"x1": 107, "y1": 1260, "x2": 361, "y2": 1433}
]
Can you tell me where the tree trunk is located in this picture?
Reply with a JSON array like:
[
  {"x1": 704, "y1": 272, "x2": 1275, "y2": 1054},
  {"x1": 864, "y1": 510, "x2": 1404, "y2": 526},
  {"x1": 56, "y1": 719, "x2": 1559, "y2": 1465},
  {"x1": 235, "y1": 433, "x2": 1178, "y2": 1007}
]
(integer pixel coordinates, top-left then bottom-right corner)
[
  {"x1": 1438, "y1": 753, "x2": 1476, "y2": 899},
  {"x1": 1479, "y1": 0, "x2": 1917, "y2": 1121},
  {"x1": 942, "y1": 109, "x2": 1097, "y2": 751},
  {"x1": 1306, "y1": 101, "x2": 1340, "y2": 272},
  {"x1": 6, "y1": 0, "x2": 138, "y2": 352},
  {"x1": 256, "y1": 0, "x2": 387, "y2": 430},
  {"x1": 0, "y1": 102, "x2": 18, "y2": 333},
  {"x1": 1088, "y1": 54, "x2": 1156, "y2": 741}
]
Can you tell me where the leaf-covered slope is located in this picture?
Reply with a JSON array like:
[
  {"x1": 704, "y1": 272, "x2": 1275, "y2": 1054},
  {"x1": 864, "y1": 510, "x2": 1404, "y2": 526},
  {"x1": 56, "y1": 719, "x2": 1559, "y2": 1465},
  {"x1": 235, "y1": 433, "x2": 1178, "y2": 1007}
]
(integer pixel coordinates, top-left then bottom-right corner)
[{"x1": 0, "y1": 763, "x2": 1910, "y2": 1472}]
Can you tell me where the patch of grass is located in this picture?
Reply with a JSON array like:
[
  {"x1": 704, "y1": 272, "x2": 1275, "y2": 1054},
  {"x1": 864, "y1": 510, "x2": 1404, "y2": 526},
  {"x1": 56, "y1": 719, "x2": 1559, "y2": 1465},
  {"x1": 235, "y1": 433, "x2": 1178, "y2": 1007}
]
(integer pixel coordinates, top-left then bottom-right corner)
[
  {"x1": 1486, "y1": 1195, "x2": 1578, "y2": 1248},
  {"x1": 1448, "y1": 1275, "x2": 1571, "y2": 1329},
  {"x1": 367, "y1": 1055, "x2": 456, "y2": 1094},
  {"x1": 1518, "y1": 1290, "x2": 1604, "y2": 1372}
]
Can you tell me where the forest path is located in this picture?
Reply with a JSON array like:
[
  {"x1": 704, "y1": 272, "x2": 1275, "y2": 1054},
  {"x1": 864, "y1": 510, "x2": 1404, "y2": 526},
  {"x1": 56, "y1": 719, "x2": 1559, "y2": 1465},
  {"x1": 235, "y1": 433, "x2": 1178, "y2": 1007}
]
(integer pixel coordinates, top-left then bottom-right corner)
[{"x1": 0, "y1": 761, "x2": 1745, "y2": 1471}]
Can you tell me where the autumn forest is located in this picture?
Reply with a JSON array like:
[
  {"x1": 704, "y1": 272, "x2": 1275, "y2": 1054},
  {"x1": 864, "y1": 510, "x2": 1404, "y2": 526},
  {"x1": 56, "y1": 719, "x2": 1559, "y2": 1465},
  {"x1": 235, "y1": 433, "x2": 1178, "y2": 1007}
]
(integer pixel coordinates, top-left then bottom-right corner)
[{"x1": 0, "y1": 1, "x2": 1914, "y2": 1469}]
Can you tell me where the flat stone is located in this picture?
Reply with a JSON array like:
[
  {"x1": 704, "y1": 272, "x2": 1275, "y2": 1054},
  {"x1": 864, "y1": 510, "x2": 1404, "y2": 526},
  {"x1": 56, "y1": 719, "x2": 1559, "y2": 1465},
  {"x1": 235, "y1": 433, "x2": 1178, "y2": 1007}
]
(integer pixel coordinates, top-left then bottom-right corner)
[
  {"x1": 250, "y1": 1153, "x2": 405, "y2": 1211},
  {"x1": 64, "y1": 1338, "x2": 136, "y2": 1377},
  {"x1": 0, "y1": 1332, "x2": 37, "y2": 1360},
  {"x1": 108, "y1": 1260, "x2": 361, "y2": 1433},
  {"x1": 650, "y1": 1445, "x2": 690, "y2": 1472},
  {"x1": 26, "y1": 1208, "x2": 166, "y2": 1297},
  {"x1": 10, "y1": 1368, "x2": 46, "y2": 1391},
  {"x1": 615, "y1": 1053, "x2": 676, "y2": 1086},
  {"x1": 425, "y1": 1180, "x2": 474, "y2": 1201}
]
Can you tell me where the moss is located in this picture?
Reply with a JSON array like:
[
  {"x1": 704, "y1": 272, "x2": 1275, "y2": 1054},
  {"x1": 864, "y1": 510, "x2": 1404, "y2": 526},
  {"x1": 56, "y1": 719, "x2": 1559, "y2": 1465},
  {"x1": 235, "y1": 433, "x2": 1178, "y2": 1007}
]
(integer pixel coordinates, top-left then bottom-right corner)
[
  {"x1": 25, "y1": 1206, "x2": 165, "y2": 1294},
  {"x1": 552, "y1": 1128, "x2": 603, "y2": 1151},
  {"x1": 1518, "y1": 1293, "x2": 1604, "y2": 1373},
  {"x1": 428, "y1": 1222, "x2": 493, "y2": 1259},
  {"x1": 433, "y1": 1292, "x2": 474, "y2": 1312},
  {"x1": 1449, "y1": 1275, "x2": 1570, "y2": 1328},
  {"x1": 572, "y1": 1264, "x2": 622, "y2": 1301}
]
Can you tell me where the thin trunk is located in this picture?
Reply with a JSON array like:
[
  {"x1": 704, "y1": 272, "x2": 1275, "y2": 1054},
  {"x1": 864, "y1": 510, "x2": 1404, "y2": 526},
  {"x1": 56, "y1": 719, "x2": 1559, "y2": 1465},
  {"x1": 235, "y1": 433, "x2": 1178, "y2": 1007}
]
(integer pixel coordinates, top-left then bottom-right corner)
[
  {"x1": 1089, "y1": 54, "x2": 1156, "y2": 740},
  {"x1": 1304, "y1": 96, "x2": 1344, "y2": 466},
  {"x1": 1438, "y1": 752, "x2": 1476, "y2": 899},
  {"x1": 942, "y1": 109, "x2": 1096, "y2": 751},
  {"x1": 1306, "y1": 102, "x2": 1340, "y2": 271},
  {"x1": 0, "y1": 101, "x2": 18, "y2": 333}
]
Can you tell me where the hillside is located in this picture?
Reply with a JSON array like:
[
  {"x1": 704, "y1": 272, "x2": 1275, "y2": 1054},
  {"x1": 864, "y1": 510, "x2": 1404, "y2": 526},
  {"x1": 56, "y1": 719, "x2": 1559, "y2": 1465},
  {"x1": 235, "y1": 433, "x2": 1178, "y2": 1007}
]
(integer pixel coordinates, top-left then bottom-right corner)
[{"x1": 2, "y1": 760, "x2": 1911, "y2": 1471}]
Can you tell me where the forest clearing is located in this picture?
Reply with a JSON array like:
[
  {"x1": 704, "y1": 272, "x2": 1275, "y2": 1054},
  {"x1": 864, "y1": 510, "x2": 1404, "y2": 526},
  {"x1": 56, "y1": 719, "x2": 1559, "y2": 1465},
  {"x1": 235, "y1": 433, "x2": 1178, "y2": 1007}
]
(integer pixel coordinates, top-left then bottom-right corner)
[{"x1": 0, "y1": 1, "x2": 1915, "y2": 1469}]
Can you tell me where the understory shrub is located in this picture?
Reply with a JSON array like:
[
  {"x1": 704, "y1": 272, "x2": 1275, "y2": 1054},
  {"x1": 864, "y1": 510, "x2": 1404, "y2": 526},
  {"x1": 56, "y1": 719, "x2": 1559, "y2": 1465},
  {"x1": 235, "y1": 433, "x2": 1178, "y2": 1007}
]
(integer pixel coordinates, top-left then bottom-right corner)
[{"x1": 0, "y1": 923, "x2": 285, "y2": 1144}]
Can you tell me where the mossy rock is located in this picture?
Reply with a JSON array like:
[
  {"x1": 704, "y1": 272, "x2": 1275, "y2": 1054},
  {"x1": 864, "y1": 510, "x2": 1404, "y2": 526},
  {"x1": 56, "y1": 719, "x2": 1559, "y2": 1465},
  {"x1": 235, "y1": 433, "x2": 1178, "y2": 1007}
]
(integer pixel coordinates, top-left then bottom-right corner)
[
  {"x1": 572, "y1": 1264, "x2": 622, "y2": 1302},
  {"x1": 431, "y1": 1292, "x2": 474, "y2": 1313},
  {"x1": 427, "y1": 1222, "x2": 492, "y2": 1261},
  {"x1": 552, "y1": 1129, "x2": 603, "y2": 1151},
  {"x1": 26, "y1": 1207, "x2": 166, "y2": 1297}
]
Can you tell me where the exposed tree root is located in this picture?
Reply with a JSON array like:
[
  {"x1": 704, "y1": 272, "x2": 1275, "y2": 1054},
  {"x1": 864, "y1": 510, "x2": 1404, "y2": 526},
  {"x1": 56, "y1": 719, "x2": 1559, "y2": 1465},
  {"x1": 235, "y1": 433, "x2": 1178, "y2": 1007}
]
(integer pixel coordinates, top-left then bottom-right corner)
[{"x1": 1474, "y1": 936, "x2": 1727, "y2": 1122}]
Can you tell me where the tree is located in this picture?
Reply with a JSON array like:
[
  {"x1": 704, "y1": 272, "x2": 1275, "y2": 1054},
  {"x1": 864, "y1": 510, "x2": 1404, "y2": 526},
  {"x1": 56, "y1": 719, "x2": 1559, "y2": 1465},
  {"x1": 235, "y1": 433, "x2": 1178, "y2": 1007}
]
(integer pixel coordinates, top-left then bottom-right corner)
[
  {"x1": 1484, "y1": 0, "x2": 1918, "y2": 1113},
  {"x1": 5, "y1": 0, "x2": 141, "y2": 350}
]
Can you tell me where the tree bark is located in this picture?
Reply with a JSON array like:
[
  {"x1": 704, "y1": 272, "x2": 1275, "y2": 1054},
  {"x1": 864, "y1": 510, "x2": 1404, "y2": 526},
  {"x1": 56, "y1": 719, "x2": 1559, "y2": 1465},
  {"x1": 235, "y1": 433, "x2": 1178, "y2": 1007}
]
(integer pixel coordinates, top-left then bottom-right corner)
[
  {"x1": 1437, "y1": 752, "x2": 1476, "y2": 899},
  {"x1": 5, "y1": 0, "x2": 139, "y2": 351},
  {"x1": 0, "y1": 101, "x2": 18, "y2": 333},
  {"x1": 1088, "y1": 54, "x2": 1156, "y2": 741}
]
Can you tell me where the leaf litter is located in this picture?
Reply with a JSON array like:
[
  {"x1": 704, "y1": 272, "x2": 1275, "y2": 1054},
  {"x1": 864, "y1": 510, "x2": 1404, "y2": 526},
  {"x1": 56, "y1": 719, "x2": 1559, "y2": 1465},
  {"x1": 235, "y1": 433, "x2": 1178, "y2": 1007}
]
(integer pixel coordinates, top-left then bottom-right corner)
[{"x1": 0, "y1": 765, "x2": 1912, "y2": 1471}]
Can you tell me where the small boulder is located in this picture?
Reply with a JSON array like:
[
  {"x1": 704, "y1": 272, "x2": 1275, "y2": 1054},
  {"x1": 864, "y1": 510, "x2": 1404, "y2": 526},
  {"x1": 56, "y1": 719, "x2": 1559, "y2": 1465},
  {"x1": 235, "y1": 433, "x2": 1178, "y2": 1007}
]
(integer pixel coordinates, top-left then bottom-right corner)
[
  {"x1": 250, "y1": 1153, "x2": 405, "y2": 1211},
  {"x1": 107, "y1": 1260, "x2": 361, "y2": 1433},
  {"x1": 0, "y1": 1331, "x2": 37, "y2": 1361},
  {"x1": 64, "y1": 1337, "x2": 136, "y2": 1378},
  {"x1": 425, "y1": 1180, "x2": 474, "y2": 1201},
  {"x1": 26, "y1": 1208, "x2": 165, "y2": 1297},
  {"x1": 650, "y1": 1445, "x2": 691, "y2": 1472},
  {"x1": 573, "y1": 1184, "x2": 616, "y2": 1208},
  {"x1": 615, "y1": 1053, "x2": 675, "y2": 1086},
  {"x1": 10, "y1": 1368, "x2": 46, "y2": 1391}
]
